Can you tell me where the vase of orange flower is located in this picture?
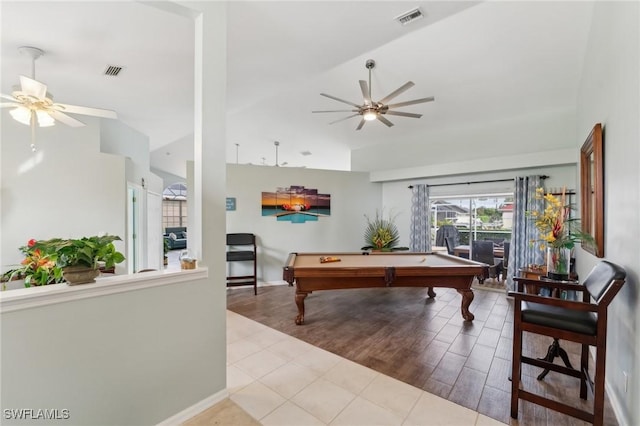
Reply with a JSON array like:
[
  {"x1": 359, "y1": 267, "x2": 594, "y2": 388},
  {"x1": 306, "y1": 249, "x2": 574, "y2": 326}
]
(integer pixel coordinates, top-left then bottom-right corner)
[{"x1": 528, "y1": 187, "x2": 593, "y2": 280}]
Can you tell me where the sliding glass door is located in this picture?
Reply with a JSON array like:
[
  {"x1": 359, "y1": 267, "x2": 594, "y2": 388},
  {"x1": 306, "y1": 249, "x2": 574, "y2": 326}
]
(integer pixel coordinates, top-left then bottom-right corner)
[{"x1": 431, "y1": 193, "x2": 513, "y2": 247}]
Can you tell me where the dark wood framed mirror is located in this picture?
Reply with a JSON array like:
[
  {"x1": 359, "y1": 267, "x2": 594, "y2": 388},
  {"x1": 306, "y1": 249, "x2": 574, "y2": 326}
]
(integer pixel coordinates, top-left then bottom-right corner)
[{"x1": 580, "y1": 123, "x2": 604, "y2": 257}]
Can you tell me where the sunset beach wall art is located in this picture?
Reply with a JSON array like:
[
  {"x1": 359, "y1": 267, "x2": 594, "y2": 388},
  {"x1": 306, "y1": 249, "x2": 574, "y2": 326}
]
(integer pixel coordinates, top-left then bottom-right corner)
[{"x1": 261, "y1": 185, "x2": 331, "y2": 223}]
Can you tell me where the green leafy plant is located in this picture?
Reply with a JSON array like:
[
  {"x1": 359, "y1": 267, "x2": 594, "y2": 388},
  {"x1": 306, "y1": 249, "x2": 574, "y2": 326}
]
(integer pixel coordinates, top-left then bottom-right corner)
[
  {"x1": 35, "y1": 235, "x2": 125, "y2": 269},
  {"x1": 2, "y1": 235, "x2": 125, "y2": 289},
  {"x1": 361, "y1": 210, "x2": 407, "y2": 251}
]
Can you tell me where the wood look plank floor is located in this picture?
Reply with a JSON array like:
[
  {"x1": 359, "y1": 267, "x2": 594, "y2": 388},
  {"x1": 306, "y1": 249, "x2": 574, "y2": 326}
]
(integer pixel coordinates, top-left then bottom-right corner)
[{"x1": 227, "y1": 284, "x2": 618, "y2": 425}]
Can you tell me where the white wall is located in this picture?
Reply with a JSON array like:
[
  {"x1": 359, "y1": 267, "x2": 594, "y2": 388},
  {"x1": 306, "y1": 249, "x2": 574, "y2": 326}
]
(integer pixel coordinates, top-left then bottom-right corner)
[
  {"x1": 101, "y1": 119, "x2": 151, "y2": 172},
  {"x1": 1, "y1": 114, "x2": 126, "y2": 268},
  {"x1": 0, "y1": 276, "x2": 215, "y2": 425},
  {"x1": 575, "y1": 2, "x2": 640, "y2": 424},
  {"x1": 150, "y1": 133, "x2": 193, "y2": 179},
  {"x1": 352, "y1": 108, "x2": 577, "y2": 172},
  {"x1": 103, "y1": 120, "x2": 165, "y2": 270},
  {"x1": 227, "y1": 164, "x2": 382, "y2": 283}
]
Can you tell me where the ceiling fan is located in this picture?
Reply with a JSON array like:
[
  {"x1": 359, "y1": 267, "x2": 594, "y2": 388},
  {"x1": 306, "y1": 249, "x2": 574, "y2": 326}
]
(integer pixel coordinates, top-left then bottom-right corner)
[
  {"x1": 1, "y1": 46, "x2": 117, "y2": 150},
  {"x1": 313, "y1": 59, "x2": 434, "y2": 130}
]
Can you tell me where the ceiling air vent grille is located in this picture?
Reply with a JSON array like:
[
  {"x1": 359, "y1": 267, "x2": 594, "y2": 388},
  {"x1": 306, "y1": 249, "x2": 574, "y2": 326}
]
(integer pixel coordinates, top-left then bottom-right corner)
[
  {"x1": 395, "y1": 7, "x2": 424, "y2": 26},
  {"x1": 103, "y1": 65, "x2": 123, "y2": 76}
]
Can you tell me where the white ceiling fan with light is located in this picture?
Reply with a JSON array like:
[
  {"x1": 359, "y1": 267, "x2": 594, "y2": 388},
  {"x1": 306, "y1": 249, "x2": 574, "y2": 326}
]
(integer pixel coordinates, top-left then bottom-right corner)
[
  {"x1": 1, "y1": 46, "x2": 117, "y2": 151},
  {"x1": 313, "y1": 59, "x2": 434, "y2": 130}
]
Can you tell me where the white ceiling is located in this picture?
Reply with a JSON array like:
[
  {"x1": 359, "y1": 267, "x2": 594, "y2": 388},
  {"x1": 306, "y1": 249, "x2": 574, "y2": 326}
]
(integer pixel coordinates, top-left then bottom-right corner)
[{"x1": 1, "y1": 1, "x2": 594, "y2": 172}]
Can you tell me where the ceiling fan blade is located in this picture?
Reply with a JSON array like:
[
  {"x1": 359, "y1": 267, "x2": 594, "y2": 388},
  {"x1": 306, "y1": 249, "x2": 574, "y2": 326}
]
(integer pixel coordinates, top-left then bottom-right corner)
[
  {"x1": 356, "y1": 119, "x2": 366, "y2": 130},
  {"x1": 376, "y1": 115, "x2": 394, "y2": 127},
  {"x1": 386, "y1": 96, "x2": 435, "y2": 109},
  {"x1": 384, "y1": 111, "x2": 422, "y2": 118},
  {"x1": 49, "y1": 110, "x2": 86, "y2": 127},
  {"x1": 329, "y1": 113, "x2": 359, "y2": 125},
  {"x1": 312, "y1": 109, "x2": 359, "y2": 113},
  {"x1": 378, "y1": 81, "x2": 415, "y2": 105},
  {"x1": 320, "y1": 93, "x2": 361, "y2": 108},
  {"x1": 53, "y1": 103, "x2": 117, "y2": 119},
  {"x1": 1, "y1": 93, "x2": 19, "y2": 101},
  {"x1": 359, "y1": 80, "x2": 372, "y2": 106},
  {"x1": 19, "y1": 76, "x2": 47, "y2": 99}
]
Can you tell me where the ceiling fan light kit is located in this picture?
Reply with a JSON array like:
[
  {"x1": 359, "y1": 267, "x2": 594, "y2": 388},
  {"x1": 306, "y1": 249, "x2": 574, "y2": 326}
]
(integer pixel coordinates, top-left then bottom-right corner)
[
  {"x1": 1, "y1": 46, "x2": 118, "y2": 150},
  {"x1": 363, "y1": 108, "x2": 377, "y2": 121},
  {"x1": 9, "y1": 107, "x2": 56, "y2": 127},
  {"x1": 313, "y1": 59, "x2": 434, "y2": 130}
]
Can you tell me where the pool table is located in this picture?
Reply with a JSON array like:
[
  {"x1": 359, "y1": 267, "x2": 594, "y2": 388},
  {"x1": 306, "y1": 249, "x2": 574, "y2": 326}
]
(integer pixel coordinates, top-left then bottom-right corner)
[{"x1": 283, "y1": 251, "x2": 487, "y2": 325}]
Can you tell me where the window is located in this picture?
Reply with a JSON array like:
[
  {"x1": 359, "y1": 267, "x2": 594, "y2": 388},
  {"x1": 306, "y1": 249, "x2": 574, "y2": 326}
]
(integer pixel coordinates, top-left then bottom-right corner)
[{"x1": 162, "y1": 183, "x2": 187, "y2": 229}]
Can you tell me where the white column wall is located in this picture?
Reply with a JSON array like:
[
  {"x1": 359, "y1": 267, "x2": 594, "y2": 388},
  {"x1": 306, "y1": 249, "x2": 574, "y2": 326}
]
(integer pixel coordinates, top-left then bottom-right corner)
[{"x1": 575, "y1": 2, "x2": 640, "y2": 424}]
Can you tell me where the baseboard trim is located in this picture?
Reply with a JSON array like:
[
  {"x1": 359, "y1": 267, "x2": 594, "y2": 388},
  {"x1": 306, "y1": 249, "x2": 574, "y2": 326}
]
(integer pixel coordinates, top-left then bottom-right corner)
[
  {"x1": 606, "y1": 374, "x2": 627, "y2": 426},
  {"x1": 157, "y1": 388, "x2": 229, "y2": 425},
  {"x1": 225, "y1": 280, "x2": 289, "y2": 290}
]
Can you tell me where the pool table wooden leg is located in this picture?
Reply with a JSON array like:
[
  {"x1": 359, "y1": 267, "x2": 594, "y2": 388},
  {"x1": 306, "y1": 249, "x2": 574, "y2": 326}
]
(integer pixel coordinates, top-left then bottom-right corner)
[
  {"x1": 295, "y1": 291, "x2": 310, "y2": 325},
  {"x1": 457, "y1": 289, "x2": 475, "y2": 321},
  {"x1": 427, "y1": 287, "x2": 437, "y2": 298}
]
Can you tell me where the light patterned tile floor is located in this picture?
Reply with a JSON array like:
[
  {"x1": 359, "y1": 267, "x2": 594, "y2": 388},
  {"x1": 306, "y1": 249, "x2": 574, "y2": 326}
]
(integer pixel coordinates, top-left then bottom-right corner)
[{"x1": 215, "y1": 310, "x2": 507, "y2": 426}]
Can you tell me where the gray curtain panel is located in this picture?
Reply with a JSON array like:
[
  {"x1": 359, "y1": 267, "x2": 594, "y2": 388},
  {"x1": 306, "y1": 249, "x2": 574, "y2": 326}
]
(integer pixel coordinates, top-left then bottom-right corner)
[
  {"x1": 410, "y1": 184, "x2": 432, "y2": 252},
  {"x1": 506, "y1": 176, "x2": 545, "y2": 291}
]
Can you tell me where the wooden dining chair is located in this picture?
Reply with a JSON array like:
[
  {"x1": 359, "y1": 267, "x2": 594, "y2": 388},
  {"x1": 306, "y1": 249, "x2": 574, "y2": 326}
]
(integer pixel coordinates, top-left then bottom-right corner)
[{"x1": 509, "y1": 261, "x2": 626, "y2": 425}]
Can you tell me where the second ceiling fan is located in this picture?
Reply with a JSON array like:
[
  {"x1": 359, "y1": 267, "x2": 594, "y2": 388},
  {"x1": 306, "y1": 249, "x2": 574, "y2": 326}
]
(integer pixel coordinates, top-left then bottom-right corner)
[{"x1": 313, "y1": 59, "x2": 434, "y2": 130}]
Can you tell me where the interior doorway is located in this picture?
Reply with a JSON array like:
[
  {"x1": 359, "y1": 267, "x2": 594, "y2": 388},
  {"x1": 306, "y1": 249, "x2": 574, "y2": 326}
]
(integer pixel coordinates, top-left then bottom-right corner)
[
  {"x1": 162, "y1": 182, "x2": 188, "y2": 269},
  {"x1": 127, "y1": 184, "x2": 145, "y2": 274}
]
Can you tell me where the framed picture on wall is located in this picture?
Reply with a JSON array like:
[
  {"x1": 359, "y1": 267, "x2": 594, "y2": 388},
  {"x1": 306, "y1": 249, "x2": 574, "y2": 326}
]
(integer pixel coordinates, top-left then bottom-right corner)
[{"x1": 580, "y1": 123, "x2": 604, "y2": 257}]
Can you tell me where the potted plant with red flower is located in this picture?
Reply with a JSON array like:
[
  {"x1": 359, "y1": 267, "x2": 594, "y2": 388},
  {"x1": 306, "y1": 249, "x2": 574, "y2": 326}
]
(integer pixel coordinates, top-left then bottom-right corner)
[
  {"x1": 2, "y1": 235, "x2": 125, "y2": 288},
  {"x1": 1, "y1": 239, "x2": 64, "y2": 289}
]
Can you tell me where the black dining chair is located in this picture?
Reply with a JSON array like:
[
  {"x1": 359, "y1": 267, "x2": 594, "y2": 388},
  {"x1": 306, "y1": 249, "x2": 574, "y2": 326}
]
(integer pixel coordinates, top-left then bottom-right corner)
[
  {"x1": 471, "y1": 240, "x2": 500, "y2": 283},
  {"x1": 444, "y1": 236, "x2": 456, "y2": 255},
  {"x1": 500, "y1": 241, "x2": 510, "y2": 282}
]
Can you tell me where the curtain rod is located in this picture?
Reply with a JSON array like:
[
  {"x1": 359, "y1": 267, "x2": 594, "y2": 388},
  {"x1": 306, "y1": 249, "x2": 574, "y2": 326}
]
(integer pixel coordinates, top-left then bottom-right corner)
[{"x1": 408, "y1": 175, "x2": 548, "y2": 189}]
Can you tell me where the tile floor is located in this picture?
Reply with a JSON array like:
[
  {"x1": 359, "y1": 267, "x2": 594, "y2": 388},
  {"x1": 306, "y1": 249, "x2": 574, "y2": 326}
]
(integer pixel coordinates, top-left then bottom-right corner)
[{"x1": 223, "y1": 309, "x2": 507, "y2": 425}]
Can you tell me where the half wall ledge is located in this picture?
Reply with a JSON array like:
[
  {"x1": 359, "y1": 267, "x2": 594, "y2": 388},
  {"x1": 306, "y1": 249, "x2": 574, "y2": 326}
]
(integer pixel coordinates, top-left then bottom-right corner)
[{"x1": 0, "y1": 268, "x2": 208, "y2": 313}]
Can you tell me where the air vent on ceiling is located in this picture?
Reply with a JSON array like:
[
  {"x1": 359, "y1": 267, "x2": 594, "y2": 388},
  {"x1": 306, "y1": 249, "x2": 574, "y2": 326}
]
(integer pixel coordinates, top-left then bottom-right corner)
[
  {"x1": 103, "y1": 65, "x2": 123, "y2": 76},
  {"x1": 395, "y1": 7, "x2": 424, "y2": 26}
]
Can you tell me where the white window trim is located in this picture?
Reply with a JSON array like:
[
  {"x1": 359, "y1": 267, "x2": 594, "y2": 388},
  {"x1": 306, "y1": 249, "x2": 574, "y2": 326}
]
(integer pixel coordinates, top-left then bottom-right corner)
[{"x1": 0, "y1": 268, "x2": 208, "y2": 313}]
